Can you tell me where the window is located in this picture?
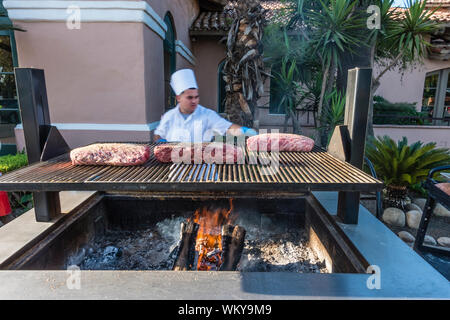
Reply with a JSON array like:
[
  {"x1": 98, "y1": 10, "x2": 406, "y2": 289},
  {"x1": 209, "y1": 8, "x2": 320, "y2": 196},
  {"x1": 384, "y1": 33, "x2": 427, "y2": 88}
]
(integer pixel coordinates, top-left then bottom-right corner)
[
  {"x1": 422, "y1": 68, "x2": 450, "y2": 124},
  {"x1": 0, "y1": 2, "x2": 20, "y2": 153},
  {"x1": 422, "y1": 72, "x2": 439, "y2": 118},
  {"x1": 444, "y1": 72, "x2": 450, "y2": 119},
  {"x1": 163, "y1": 13, "x2": 176, "y2": 111},
  {"x1": 269, "y1": 64, "x2": 286, "y2": 114},
  {"x1": 217, "y1": 60, "x2": 226, "y2": 113}
]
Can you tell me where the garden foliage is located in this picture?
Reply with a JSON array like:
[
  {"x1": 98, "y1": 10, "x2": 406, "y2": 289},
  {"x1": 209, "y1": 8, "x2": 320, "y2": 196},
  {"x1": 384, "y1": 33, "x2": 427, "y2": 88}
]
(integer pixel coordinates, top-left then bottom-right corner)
[{"x1": 366, "y1": 136, "x2": 450, "y2": 190}]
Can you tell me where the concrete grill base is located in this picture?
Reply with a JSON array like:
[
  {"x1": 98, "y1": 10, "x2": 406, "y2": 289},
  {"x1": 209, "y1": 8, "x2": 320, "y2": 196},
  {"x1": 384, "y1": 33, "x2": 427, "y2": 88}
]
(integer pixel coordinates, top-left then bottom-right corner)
[
  {"x1": 0, "y1": 192, "x2": 368, "y2": 274},
  {"x1": 0, "y1": 192, "x2": 448, "y2": 299}
]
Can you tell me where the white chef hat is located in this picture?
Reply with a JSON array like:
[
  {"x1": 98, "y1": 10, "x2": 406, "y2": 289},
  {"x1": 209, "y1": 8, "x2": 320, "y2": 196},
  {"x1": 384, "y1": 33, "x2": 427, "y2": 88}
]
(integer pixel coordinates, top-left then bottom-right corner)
[{"x1": 170, "y1": 69, "x2": 198, "y2": 95}]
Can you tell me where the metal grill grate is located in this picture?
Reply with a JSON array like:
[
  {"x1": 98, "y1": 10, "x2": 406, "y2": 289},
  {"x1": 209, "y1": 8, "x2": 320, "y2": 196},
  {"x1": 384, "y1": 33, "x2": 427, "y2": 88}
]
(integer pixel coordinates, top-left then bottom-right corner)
[{"x1": 0, "y1": 143, "x2": 383, "y2": 192}]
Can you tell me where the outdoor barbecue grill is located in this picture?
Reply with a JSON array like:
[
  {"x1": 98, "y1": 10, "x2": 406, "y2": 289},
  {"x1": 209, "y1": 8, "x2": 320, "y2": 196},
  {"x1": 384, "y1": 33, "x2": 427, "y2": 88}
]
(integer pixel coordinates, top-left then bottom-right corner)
[
  {"x1": 1, "y1": 69, "x2": 449, "y2": 300},
  {"x1": 1, "y1": 67, "x2": 381, "y2": 225},
  {"x1": 0, "y1": 143, "x2": 382, "y2": 193}
]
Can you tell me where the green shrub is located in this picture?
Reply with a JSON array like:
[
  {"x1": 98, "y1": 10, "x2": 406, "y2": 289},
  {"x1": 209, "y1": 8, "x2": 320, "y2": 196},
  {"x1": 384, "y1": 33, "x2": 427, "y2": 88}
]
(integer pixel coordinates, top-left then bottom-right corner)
[
  {"x1": 373, "y1": 96, "x2": 429, "y2": 125},
  {"x1": 0, "y1": 153, "x2": 32, "y2": 213},
  {"x1": 0, "y1": 152, "x2": 28, "y2": 174},
  {"x1": 366, "y1": 136, "x2": 450, "y2": 188}
]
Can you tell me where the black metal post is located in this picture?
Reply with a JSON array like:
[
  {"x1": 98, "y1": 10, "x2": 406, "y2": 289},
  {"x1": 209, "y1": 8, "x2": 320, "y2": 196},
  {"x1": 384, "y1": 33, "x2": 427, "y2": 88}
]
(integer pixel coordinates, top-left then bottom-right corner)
[
  {"x1": 335, "y1": 68, "x2": 372, "y2": 224},
  {"x1": 14, "y1": 68, "x2": 63, "y2": 222}
]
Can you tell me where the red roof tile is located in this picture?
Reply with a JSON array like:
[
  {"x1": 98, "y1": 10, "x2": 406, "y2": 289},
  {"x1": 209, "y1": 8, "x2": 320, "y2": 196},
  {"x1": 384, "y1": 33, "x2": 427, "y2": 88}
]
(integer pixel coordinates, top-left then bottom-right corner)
[{"x1": 191, "y1": 1, "x2": 450, "y2": 33}]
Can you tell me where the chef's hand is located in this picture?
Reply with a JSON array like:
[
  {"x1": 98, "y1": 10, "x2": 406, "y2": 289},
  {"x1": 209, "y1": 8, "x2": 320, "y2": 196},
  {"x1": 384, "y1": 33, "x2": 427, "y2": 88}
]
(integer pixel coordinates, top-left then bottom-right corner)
[{"x1": 241, "y1": 127, "x2": 258, "y2": 136}]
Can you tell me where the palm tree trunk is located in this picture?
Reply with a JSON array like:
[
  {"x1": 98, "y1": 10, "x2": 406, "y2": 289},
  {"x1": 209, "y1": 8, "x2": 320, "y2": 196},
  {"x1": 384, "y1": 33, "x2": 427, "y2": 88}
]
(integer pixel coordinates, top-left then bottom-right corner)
[
  {"x1": 289, "y1": 108, "x2": 301, "y2": 134},
  {"x1": 283, "y1": 114, "x2": 289, "y2": 133},
  {"x1": 319, "y1": 58, "x2": 337, "y2": 147},
  {"x1": 223, "y1": 0, "x2": 267, "y2": 128},
  {"x1": 317, "y1": 61, "x2": 330, "y2": 131},
  {"x1": 366, "y1": 44, "x2": 377, "y2": 138}
]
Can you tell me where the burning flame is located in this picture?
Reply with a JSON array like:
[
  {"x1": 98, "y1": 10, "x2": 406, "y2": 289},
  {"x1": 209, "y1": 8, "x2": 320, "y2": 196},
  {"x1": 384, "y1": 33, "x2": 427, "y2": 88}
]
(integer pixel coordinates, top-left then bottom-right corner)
[{"x1": 190, "y1": 199, "x2": 235, "y2": 271}]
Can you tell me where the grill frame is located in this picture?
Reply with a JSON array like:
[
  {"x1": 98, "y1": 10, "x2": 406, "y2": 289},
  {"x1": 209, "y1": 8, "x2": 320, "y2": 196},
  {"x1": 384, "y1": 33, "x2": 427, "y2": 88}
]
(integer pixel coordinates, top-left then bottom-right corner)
[{"x1": 0, "y1": 143, "x2": 383, "y2": 193}]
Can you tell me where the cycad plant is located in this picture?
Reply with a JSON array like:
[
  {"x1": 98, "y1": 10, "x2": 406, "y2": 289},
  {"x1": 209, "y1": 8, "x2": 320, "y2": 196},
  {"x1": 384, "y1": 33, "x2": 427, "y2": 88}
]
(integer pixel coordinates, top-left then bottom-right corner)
[{"x1": 366, "y1": 136, "x2": 450, "y2": 207}]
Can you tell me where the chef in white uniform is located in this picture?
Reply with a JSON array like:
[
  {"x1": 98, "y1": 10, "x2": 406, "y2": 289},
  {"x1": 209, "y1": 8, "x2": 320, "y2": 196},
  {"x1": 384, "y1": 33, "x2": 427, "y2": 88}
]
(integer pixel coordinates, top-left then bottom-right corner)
[{"x1": 153, "y1": 69, "x2": 257, "y2": 143}]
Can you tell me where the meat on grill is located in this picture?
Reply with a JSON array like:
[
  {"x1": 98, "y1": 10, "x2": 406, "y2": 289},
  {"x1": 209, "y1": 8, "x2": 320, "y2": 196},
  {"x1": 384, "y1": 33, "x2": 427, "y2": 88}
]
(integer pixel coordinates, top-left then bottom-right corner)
[
  {"x1": 154, "y1": 142, "x2": 244, "y2": 164},
  {"x1": 247, "y1": 133, "x2": 315, "y2": 152},
  {"x1": 70, "y1": 143, "x2": 151, "y2": 166},
  {"x1": 436, "y1": 183, "x2": 450, "y2": 195}
]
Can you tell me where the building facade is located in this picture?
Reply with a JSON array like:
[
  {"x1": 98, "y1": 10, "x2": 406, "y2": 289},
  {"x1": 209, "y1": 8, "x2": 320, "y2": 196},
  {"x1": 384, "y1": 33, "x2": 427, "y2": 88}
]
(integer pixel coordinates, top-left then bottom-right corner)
[{"x1": 2, "y1": 0, "x2": 449, "y2": 151}]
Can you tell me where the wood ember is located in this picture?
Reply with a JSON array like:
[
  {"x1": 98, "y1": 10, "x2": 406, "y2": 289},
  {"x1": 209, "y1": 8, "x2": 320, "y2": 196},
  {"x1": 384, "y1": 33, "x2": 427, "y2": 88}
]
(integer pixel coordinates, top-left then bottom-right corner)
[
  {"x1": 173, "y1": 221, "x2": 199, "y2": 271},
  {"x1": 220, "y1": 225, "x2": 246, "y2": 271},
  {"x1": 68, "y1": 213, "x2": 328, "y2": 274}
]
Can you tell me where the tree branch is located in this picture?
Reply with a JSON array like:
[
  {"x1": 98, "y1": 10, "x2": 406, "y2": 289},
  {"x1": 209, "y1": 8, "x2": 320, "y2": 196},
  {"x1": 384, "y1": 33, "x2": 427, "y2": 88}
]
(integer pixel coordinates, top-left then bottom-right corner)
[{"x1": 373, "y1": 52, "x2": 404, "y2": 89}]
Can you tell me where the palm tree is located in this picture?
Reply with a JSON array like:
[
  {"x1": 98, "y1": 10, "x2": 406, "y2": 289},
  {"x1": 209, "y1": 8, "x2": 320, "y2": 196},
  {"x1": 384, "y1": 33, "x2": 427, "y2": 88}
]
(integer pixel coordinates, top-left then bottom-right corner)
[
  {"x1": 278, "y1": 0, "x2": 367, "y2": 145},
  {"x1": 364, "y1": 0, "x2": 440, "y2": 137},
  {"x1": 222, "y1": 0, "x2": 267, "y2": 128},
  {"x1": 271, "y1": 58, "x2": 303, "y2": 133}
]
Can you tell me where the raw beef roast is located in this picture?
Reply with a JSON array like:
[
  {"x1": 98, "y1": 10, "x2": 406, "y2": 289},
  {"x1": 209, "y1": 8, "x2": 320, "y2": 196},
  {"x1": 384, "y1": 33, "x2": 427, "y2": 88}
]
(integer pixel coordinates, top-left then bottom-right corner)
[
  {"x1": 247, "y1": 133, "x2": 314, "y2": 152},
  {"x1": 154, "y1": 142, "x2": 244, "y2": 164},
  {"x1": 436, "y1": 183, "x2": 450, "y2": 196},
  {"x1": 70, "y1": 143, "x2": 151, "y2": 166}
]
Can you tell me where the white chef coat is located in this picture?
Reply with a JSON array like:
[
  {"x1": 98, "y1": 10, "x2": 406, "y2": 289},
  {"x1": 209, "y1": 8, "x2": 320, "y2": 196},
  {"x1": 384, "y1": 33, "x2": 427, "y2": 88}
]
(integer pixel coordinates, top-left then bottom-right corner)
[{"x1": 154, "y1": 104, "x2": 233, "y2": 142}]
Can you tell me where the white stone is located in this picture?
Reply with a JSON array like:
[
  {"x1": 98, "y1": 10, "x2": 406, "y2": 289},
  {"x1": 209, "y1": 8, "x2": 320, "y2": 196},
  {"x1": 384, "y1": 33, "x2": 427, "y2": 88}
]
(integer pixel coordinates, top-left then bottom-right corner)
[
  {"x1": 433, "y1": 203, "x2": 450, "y2": 217},
  {"x1": 405, "y1": 203, "x2": 422, "y2": 213},
  {"x1": 437, "y1": 237, "x2": 450, "y2": 248},
  {"x1": 398, "y1": 231, "x2": 415, "y2": 243},
  {"x1": 412, "y1": 198, "x2": 427, "y2": 211},
  {"x1": 424, "y1": 235, "x2": 437, "y2": 246},
  {"x1": 382, "y1": 207, "x2": 405, "y2": 227},
  {"x1": 406, "y1": 210, "x2": 422, "y2": 229}
]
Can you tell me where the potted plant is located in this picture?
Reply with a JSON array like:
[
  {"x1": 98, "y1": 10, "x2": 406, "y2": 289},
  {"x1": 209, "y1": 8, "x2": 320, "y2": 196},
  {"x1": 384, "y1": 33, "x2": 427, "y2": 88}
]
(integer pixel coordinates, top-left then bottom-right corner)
[{"x1": 365, "y1": 136, "x2": 450, "y2": 209}]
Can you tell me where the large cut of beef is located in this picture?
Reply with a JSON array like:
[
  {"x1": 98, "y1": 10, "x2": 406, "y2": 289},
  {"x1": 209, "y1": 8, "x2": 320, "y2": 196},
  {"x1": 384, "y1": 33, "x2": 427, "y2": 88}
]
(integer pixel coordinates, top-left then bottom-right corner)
[
  {"x1": 247, "y1": 133, "x2": 315, "y2": 152},
  {"x1": 436, "y1": 183, "x2": 450, "y2": 196},
  {"x1": 70, "y1": 143, "x2": 151, "y2": 166},
  {"x1": 154, "y1": 142, "x2": 244, "y2": 164}
]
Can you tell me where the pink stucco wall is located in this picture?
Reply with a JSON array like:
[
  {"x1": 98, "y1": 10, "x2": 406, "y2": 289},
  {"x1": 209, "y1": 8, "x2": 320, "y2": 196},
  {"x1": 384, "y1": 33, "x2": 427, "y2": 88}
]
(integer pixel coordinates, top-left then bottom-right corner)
[
  {"x1": 375, "y1": 58, "x2": 450, "y2": 110},
  {"x1": 192, "y1": 37, "x2": 226, "y2": 110},
  {"x1": 14, "y1": 22, "x2": 147, "y2": 125},
  {"x1": 374, "y1": 125, "x2": 450, "y2": 148},
  {"x1": 11, "y1": 0, "x2": 199, "y2": 149}
]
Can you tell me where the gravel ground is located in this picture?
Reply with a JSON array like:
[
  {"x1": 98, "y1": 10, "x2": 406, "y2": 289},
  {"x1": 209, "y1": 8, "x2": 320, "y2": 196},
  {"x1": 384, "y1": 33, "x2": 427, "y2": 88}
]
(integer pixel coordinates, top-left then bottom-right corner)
[{"x1": 360, "y1": 197, "x2": 450, "y2": 240}]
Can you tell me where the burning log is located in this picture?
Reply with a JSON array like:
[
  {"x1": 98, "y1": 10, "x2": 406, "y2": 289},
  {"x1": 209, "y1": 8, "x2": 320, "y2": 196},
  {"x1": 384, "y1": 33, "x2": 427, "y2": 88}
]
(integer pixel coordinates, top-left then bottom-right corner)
[
  {"x1": 173, "y1": 200, "x2": 245, "y2": 271},
  {"x1": 219, "y1": 225, "x2": 246, "y2": 271},
  {"x1": 173, "y1": 221, "x2": 199, "y2": 271}
]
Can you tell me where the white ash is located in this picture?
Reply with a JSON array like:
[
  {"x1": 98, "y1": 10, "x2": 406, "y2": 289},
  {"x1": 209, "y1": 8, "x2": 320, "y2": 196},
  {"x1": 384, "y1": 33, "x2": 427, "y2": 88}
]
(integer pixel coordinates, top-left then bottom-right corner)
[
  {"x1": 70, "y1": 216, "x2": 184, "y2": 270},
  {"x1": 68, "y1": 214, "x2": 327, "y2": 273},
  {"x1": 237, "y1": 230, "x2": 328, "y2": 273}
]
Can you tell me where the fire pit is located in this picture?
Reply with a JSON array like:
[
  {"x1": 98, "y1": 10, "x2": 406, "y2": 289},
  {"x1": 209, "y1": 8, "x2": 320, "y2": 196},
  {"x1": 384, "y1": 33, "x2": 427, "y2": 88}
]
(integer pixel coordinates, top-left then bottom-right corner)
[
  {"x1": 1, "y1": 192, "x2": 367, "y2": 274},
  {"x1": 1, "y1": 68, "x2": 449, "y2": 299}
]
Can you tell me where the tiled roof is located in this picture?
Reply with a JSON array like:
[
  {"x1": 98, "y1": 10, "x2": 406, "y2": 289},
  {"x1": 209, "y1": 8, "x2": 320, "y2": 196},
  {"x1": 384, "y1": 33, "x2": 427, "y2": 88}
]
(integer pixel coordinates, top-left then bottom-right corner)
[
  {"x1": 191, "y1": 1, "x2": 450, "y2": 34},
  {"x1": 425, "y1": 8, "x2": 450, "y2": 22},
  {"x1": 394, "y1": 7, "x2": 450, "y2": 23},
  {"x1": 190, "y1": 1, "x2": 291, "y2": 33},
  {"x1": 425, "y1": 0, "x2": 450, "y2": 8}
]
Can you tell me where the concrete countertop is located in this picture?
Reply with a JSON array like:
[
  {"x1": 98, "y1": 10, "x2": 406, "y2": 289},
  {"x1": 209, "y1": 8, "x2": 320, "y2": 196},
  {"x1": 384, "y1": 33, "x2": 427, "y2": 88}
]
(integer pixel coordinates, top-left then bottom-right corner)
[{"x1": 0, "y1": 191, "x2": 448, "y2": 299}]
